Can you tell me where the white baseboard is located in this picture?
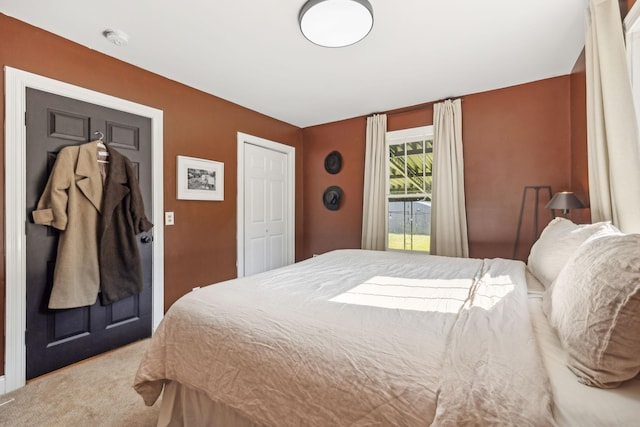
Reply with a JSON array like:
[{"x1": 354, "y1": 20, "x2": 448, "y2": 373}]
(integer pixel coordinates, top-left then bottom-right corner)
[{"x1": 0, "y1": 375, "x2": 6, "y2": 395}]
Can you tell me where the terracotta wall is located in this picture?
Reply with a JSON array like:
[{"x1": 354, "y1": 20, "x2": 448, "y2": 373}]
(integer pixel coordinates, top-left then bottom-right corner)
[
  {"x1": 627, "y1": 0, "x2": 636, "y2": 14},
  {"x1": 302, "y1": 76, "x2": 573, "y2": 261},
  {"x1": 0, "y1": 14, "x2": 304, "y2": 375},
  {"x1": 302, "y1": 118, "x2": 366, "y2": 256},
  {"x1": 570, "y1": 51, "x2": 590, "y2": 225}
]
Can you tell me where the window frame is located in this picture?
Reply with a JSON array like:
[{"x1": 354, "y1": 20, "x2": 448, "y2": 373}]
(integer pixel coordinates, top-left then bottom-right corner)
[
  {"x1": 625, "y1": 2, "x2": 640, "y2": 128},
  {"x1": 385, "y1": 125, "x2": 434, "y2": 252}
]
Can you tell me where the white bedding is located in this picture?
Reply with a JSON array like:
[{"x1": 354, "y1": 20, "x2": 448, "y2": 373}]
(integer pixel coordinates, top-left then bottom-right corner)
[
  {"x1": 526, "y1": 272, "x2": 640, "y2": 426},
  {"x1": 134, "y1": 249, "x2": 553, "y2": 426}
]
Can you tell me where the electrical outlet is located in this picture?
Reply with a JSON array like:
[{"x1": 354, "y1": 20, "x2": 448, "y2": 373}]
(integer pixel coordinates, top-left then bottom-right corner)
[{"x1": 165, "y1": 211, "x2": 175, "y2": 225}]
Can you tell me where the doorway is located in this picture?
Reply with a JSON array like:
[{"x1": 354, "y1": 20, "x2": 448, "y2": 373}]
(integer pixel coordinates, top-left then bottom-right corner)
[
  {"x1": 4, "y1": 67, "x2": 164, "y2": 393},
  {"x1": 25, "y1": 88, "x2": 154, "y2": 379},
  {"x1": 236, "y1": 132, "x2": 295, "y2": 277}
]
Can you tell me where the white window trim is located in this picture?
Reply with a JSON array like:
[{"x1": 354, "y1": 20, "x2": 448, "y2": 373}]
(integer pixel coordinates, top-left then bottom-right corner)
[
  {"x1": 625, "y1": 1, "x2": 640, "y2": 127},
  {"x1": 386, "y1": 125, "x2": 433, "y2": 142},
  {"x1": 385, "y1": 125, "x2": 433, "y2": 252}
]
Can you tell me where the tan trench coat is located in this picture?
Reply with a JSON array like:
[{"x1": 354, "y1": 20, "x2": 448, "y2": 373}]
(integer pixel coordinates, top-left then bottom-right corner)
[{"x1": 33, "y1": 141, "x2": 152, "y2": 309}]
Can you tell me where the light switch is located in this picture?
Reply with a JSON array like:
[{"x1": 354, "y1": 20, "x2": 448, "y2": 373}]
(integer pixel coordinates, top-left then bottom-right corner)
[{"x1": 165, "y1": 211, "x2": 175, "y2": 226}]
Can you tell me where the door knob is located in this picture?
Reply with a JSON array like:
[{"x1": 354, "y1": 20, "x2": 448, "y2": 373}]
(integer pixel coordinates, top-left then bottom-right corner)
[{"x1": 141, "y1": 235, "x2": 153, "y2": 244}]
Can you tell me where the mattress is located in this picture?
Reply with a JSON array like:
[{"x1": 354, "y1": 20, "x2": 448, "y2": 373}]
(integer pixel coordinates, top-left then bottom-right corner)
[
  {"x1": 135, "y1": 249, "x2": 553, "y2": 426},
  {"x1": 526, "y1": 271, "x2": 640, "y2": 427},
  {"x1": 153, "y1": 271, "x2": 640, "y2": 427}
]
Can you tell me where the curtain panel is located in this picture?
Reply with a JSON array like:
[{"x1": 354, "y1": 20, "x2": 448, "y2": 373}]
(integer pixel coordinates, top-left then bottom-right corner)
[
  {"x1": 586, "y1": 0, "x2": 640, "y2": 233},
  {"x1": 430, "y1": 99, "x2": 469, "y2": 257},
  {"x1": 361, "y1": 114, "x2": 387, "y2": 250}
]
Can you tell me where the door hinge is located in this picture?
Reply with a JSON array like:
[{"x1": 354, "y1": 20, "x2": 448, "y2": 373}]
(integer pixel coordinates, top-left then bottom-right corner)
[{"x1": 24, "y1": 111, "x2": 27, "y2": 127}]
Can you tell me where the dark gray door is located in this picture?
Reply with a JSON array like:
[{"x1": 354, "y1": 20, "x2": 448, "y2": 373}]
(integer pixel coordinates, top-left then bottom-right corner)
[{"x1": 25, "y1": 88, "x2": 153, "y2": 379}]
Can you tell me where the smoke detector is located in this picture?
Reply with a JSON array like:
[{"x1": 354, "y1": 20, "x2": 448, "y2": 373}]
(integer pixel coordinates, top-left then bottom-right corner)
[{"x1": 103, "y1": 29, "x2": 129, "y2": 46}]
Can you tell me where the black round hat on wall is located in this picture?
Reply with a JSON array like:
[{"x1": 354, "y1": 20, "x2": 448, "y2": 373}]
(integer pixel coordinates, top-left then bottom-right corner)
[
  {"x1": 324, "y1": 151, "x2": 342, "y2": 174},
  {"x1": 322, "y1": 186, "x2": 343, "y2": 211}
]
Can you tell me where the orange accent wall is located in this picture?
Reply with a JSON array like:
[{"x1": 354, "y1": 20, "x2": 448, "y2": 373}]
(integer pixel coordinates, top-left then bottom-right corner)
[
  {"x1": 302, "y1": 117, "x2": 366, "y2": 256},
  {"x1": 628, "y1": 0, "x2": 636, "y2": 14},
  {"x1": 0, "y1": 14, "x2": 304, "y2": 375},
  {"x1": 570, "y1": 51, "x2": 590, "y2": 225},
  {"x1": 302, "y1": 77, "x2": 573, "y2": 261},
  {"x1": 465, "y1": 78, "x2": 571, "y2": 259}
]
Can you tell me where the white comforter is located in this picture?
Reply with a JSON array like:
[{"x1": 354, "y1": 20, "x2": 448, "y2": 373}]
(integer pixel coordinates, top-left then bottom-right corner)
[{"x1": 134, "y1": 250, "x2": 553, "y2": 426}]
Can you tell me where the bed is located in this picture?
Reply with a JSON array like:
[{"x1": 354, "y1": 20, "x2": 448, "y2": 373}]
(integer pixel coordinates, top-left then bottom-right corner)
[{"x1": 134, "y1": 219, "x2": 640, "y2": 426}]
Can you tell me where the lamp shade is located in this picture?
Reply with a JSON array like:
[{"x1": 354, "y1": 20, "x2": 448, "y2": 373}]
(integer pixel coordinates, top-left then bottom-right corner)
[
  {"x1": 299, "y1": 0, "x2": 374, "y2": 48},
  {"x1": 545, "y1": 192, "x2": 585, "y2": 213}
]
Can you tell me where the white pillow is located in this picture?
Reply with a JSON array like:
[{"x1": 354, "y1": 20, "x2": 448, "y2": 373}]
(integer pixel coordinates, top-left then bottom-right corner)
[
  {"x1": 527, "y1": 218, "x2": 617, "y2": 288},
  {"x1": 543, "y1": 233, "x2": 640, "y2": 388}
]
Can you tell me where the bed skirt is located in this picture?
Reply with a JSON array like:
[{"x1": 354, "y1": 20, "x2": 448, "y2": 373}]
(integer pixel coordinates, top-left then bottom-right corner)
[{"x1": 157, "y1": 381, "x2": 260, "y2": 427}]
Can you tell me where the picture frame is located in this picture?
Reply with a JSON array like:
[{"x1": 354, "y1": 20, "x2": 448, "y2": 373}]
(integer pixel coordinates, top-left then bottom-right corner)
[{"x1": 176, "y1": 155, "x2": 224, "y2": 201}]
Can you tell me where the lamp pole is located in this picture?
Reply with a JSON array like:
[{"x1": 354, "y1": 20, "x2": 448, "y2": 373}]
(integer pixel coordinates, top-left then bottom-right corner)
[{"x1": 512, "y1": 185, "x2": 554, "y2": 260}]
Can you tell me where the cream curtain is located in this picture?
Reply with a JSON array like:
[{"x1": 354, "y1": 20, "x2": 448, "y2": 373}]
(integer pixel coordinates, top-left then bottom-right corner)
[
  {"x1": 586, "y1": 0, "x2": 640, "y2": 233},
  {"x1": 430, "y1": 99, "x2": 469, "y2": 257},
  {"x1": 361, "y1": 114, "x2": 387, "y2": 250}
]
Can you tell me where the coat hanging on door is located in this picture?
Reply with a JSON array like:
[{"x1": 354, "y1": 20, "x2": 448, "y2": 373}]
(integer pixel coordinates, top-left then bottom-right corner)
[{"x1": 32, "y1": 140, "x2": 153, "y2": 309}]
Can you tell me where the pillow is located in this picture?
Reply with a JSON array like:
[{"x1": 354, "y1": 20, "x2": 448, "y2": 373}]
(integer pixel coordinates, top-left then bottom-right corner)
[
  {"x1": 543, "y1": 233, "x2": 640, "y2": 388},
  {"x1": 527, "y1": 218, "x2": 617, "y2": 288}
]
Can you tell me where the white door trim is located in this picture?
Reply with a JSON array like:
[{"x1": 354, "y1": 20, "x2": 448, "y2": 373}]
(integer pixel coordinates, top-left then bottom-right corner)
[
  {"x1": 3, "y1": 66, "x2": 165, "y2": 394},
  {"x1": 236, "y1": 132, "x2": 295, "y2": 277}
]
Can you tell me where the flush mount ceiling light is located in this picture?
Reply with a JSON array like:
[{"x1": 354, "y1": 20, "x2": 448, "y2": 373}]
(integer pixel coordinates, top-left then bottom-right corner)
[
  {"x1": 299, "y1": 0, "x2": 374, "y2": 48},
  {"x1": 103, "y1": 29, "x2": 129, "y2": 47}
]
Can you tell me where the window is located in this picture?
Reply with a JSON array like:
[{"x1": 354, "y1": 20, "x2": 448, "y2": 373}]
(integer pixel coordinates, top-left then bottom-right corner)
[{"x1": 386, "y1": 126, "x2": 433, "y2": 252}]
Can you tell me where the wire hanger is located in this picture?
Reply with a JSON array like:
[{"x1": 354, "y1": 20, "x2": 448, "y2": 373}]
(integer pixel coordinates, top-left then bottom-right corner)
[{"x1": 93, "y1": 131, "x2": 109, "y2": 163}]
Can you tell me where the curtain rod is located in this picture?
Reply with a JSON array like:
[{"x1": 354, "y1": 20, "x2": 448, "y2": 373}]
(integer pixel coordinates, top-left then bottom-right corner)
[{"x1": 373, "y1": 97, "x2": 463, "y2": 117}]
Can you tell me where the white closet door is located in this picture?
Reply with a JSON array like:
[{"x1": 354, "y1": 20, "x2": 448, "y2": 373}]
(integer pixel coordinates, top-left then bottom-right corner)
[{"x1": 244, "y1": 143, "x2": 288, "y2": 276}]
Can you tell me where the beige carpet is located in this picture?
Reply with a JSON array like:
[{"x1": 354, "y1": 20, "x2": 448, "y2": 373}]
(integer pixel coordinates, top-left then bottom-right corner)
[{"x1": 0, "y1": 339, "x2": 159, "y2": 427}]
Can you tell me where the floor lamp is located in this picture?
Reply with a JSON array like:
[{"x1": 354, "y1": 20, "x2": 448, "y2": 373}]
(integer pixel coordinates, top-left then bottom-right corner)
[{"x1": 512, "y1": 185, "x2": 553, "y2": 260}]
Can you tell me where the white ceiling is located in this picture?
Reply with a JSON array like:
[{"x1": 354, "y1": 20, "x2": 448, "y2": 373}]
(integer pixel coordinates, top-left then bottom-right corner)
[{"x1": 0, "y1": 0, "x2": 587, "y2": 128}]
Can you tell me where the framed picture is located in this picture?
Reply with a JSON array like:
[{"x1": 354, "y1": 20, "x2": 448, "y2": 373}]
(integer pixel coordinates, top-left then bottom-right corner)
[{"x1": 176, "y1": 155, "x2": 224, "y2": 201}]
